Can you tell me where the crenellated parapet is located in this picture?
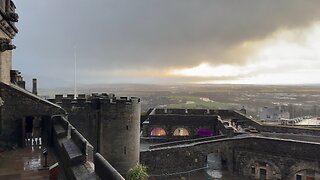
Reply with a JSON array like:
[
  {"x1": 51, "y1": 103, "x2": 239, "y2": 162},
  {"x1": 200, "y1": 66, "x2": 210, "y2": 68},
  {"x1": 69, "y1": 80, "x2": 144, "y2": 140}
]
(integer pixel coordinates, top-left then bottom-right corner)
[
  {"x1": 150, "y1": 108, "x2": 234, "y2": 117},
  {"x1": 101, "y1": 96, "x2": 141, "y2": 105},
  {"x1": 50, "y1": 93, "x2": 140, "y2": 108}
]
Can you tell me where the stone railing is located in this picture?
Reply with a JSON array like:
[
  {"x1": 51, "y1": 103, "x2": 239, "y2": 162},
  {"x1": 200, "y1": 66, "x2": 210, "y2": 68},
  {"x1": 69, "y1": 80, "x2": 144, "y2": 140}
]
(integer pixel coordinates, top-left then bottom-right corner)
[
  {"x1": 51, "y1": 115, "x2": 125, "y2": 180},
  {"x1": 94, "y1": 153, "x2": 125, "y2": 180},
  {"x1": 149, "y1": 135, "x2": 227, "y2": 149}
]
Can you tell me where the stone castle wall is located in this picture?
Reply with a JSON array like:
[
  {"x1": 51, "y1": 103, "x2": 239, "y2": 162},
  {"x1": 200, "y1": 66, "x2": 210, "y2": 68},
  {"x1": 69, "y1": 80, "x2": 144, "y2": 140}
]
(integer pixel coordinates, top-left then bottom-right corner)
[
  {"x1": 140, "y1": 136, "x2": 320, "y2": 179},
  {"x1": 0, "y1": 82, "x2": 65, "y2": 143},
  {"x1": 143, "y1": 114, "x2": 218, "y2": 137},
  {"x1": 233, "y1": 111, "x2": 320, "y2": 136}
]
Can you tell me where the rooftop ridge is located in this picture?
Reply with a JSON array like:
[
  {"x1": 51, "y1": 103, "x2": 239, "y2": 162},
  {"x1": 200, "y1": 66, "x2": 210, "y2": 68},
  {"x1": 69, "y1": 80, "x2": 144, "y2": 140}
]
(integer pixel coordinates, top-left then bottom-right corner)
[{"x1": 0, "y1": 82, "x2": 65, "y2": 113}]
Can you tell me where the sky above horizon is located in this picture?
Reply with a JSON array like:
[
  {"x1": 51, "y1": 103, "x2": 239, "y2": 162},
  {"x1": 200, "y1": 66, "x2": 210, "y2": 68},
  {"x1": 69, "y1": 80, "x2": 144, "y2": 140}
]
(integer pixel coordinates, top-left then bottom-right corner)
[{"x1": 12, "y1": 0, "x2": 320, "y2": 88}]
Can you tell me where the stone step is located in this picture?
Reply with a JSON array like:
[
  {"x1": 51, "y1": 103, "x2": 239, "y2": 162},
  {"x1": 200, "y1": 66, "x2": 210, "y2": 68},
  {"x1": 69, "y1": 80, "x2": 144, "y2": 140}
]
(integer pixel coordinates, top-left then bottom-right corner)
[{"x1": 61, "y1": 139, "x2": 84, "y2": 166}]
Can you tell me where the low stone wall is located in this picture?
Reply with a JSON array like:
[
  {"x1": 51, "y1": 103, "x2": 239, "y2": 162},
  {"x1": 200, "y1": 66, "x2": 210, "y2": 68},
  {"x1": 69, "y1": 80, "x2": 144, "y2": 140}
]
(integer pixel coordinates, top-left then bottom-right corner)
[
  {"x1": 261, "y1": 124, "x2": 320, "y2": 136},
  {"x1": 94, "y1": 153, "x2": 125, "y2": 180},
  {"x1": 231, "y1": 111, "x2": 320, "y2": 136},
  {"x1": 141, "y1": 136, "x2": 320, "y2": 179},
  {"x1": 141, "y1": 145, "x2": 207, "y2": 175},
  {"x1": 70, "y1": 127, "x2": 87, "y2": 154},
  {"x1": 149, "y1": 135, "x2": 227, "y2": 149}
]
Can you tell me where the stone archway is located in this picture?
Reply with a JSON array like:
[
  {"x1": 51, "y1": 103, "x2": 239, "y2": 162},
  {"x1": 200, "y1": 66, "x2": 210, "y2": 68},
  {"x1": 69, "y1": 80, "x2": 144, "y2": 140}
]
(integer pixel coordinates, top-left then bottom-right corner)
[
  {"x1": 243, "y1": 159, "x2": 281, "y2": 180},
  {"x1": 150, "y1": 127, "x2": 166, "y2": 136},
  {"x1": 173, "y1": 128, "x2": 190, "y2": 136},
  {"x1": 288, "y1": 162, "x2": 320, "y2": 180},
  {"x1": 294, "y1": 169, "x2": 320, "y2": 180},
  {"x1": 206, "y1": 152, "x2": 223, "y2": 179},
  {"x1": 24, "y1": 116, "x2": 34, "y2": 146},
  {"x1": 22, "y1": 115, "x2": 47, "y2": 147}
]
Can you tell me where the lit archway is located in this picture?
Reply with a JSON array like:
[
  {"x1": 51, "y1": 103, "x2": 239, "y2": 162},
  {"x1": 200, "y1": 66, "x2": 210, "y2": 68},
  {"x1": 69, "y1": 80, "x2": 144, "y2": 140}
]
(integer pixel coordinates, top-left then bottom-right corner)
[
  {"x1": 150, "y1": 127, "x2": 166, "y2": 136},
  {"x1": 197, "y1": 129, "x2": 214, "y2": 137},
  {"x1": 173, "y1": 128, "x2": 189, "y2": 136}
]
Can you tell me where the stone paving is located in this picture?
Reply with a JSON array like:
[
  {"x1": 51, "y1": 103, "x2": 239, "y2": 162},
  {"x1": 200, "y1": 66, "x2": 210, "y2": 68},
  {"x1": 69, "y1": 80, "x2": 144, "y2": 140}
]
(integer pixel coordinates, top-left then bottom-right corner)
[{"x1": 0, "y1": 146, "x2": 58, "y2": 180}]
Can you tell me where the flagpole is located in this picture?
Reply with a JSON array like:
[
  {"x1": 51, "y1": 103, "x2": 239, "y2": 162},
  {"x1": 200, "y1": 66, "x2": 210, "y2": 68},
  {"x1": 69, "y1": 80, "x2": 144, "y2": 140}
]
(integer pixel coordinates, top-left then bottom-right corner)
[{"x1": 74, "y1": 46, "x2": 77, "y2": 99}]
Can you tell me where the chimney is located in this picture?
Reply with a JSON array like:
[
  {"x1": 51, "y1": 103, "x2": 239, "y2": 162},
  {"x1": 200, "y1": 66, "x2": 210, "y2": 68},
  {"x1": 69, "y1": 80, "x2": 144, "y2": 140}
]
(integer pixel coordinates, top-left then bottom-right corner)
[{"x1": 32, "y1": 78, "x2": 37, "y2": 95}]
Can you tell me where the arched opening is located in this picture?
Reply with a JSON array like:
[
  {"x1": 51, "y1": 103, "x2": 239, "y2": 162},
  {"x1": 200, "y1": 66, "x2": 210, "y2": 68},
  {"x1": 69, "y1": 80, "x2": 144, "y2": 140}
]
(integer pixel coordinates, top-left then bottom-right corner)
[
  {"x1": 25, "y1": 116, "x2": 34, "y2": 146},
  {"x1": 197, "y1": 128, "x2": 214, "y2": 137},
  {"x1": 150, "y1": 127, "x2": 166, "y2": 136},
  {"x1": 245, "y1": 161, "x2": 281, "y2": 180},
  {"x1": 23, "y1": 116, "x2": 44, "y2": 147},
  {"x1": 173, "y1": 128, "x2": 189, "y2": 136},
  {"x1": 295, "y1": 169, "x2": 320, "y2": 180},
  {"x1": 206, "y1": 153, "x2": 222, "y2": 179}
]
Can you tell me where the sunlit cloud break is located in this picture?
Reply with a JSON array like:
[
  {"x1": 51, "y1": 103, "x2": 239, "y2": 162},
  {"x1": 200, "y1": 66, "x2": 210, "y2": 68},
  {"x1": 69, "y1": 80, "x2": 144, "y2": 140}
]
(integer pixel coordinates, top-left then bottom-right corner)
[
  {"x1": 172, "y1": 64, "x2": 246, "y2": 77},
  {"x1": 171, "y1": 22, "x2": 320, "y2": 84}
]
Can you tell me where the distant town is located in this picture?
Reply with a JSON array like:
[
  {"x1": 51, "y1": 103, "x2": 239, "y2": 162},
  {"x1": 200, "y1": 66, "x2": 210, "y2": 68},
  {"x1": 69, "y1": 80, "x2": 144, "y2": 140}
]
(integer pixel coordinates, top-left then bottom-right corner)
[{"x1": 39, "y1": 83, "x2": 320, "y2": 123}]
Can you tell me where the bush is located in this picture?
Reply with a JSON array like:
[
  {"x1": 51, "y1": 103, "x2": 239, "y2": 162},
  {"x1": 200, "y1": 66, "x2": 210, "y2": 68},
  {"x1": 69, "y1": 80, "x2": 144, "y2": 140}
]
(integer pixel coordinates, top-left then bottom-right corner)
[{"x1": 127, "y1": 164, "x2": 149, "y2": 180}]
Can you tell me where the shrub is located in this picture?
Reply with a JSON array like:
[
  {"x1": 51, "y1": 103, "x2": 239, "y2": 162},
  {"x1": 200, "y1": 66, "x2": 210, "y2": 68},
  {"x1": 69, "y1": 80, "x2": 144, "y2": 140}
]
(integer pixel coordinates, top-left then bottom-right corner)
[{"x1": 127, "y1": 164, "x2": 149, "y2": 180}]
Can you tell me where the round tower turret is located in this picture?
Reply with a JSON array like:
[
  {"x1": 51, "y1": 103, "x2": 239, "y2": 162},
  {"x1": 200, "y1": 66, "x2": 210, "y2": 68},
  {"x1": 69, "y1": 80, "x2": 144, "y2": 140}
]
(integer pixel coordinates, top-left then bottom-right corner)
[{"x1": 99, "y1": 96, "x2": 141, "y2": 177}]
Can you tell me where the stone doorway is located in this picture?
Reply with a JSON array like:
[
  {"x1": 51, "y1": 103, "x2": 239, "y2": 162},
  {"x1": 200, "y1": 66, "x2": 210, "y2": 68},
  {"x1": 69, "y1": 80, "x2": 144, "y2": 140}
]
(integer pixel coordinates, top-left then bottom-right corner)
[
  {"x1": 22, "y1": 116, "x2": 43, "y2": 147},
  {"x1": 259, "y1": 168, "x2": 267, "y2": 180}
]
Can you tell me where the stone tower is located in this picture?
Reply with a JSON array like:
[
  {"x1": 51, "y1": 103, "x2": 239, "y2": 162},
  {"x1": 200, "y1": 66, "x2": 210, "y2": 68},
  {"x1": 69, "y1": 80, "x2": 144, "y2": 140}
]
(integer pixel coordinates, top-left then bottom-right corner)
[
  {"x1": 51, "y1": 94, "x2": 141, "y2": 177},
  {"x1": 99, "y1": 97, "x2": 141, "y2": 177},
  {"x1": 0, "y1": 0, "x2": 18, "y2": 84}
]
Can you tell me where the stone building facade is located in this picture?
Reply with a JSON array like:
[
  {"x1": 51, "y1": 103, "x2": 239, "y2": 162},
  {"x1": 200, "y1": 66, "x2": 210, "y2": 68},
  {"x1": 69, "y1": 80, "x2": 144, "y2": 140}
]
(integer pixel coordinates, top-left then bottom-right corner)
[
  {"x1": 0, "y1": 0, "x2": 17, "y2": 84},
  {"x1": 142, "y1": 108, "x2": 217, "y2": 138}
]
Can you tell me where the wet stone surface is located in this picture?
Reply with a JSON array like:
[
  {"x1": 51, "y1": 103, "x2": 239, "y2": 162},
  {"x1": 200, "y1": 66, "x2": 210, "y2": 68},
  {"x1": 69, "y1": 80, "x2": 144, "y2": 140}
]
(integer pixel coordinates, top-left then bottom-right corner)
[{"x1": 0, "y1": 146, "x2": 57, "y2": 180}]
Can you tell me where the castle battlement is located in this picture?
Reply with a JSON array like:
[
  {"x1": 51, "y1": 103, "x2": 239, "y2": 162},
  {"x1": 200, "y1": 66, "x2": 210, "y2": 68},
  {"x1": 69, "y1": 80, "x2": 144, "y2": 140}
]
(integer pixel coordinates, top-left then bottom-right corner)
[
  {"x1": 151, "y1": 108, "x2": 232, "y2": 116},
  {"x1": 51, "y1": 93, "x2": 140, "y2": 106},
  {"x1": 108, "y1": 96, "x2": 140, "y2": 105}
]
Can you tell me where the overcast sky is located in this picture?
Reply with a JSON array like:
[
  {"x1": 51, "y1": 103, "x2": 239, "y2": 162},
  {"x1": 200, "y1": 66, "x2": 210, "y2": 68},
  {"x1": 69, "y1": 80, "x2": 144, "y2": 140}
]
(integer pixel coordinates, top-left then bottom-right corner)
[{"x1": 12, "y1": 0, "x2": 320, "y2": 87}]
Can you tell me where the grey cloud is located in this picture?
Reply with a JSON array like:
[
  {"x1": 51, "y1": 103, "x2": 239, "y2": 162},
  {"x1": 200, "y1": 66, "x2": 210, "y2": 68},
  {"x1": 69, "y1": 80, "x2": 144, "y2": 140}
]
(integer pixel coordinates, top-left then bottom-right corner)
[{"x1": 12, "y1": 0, "x2": 320, "y2": 86}]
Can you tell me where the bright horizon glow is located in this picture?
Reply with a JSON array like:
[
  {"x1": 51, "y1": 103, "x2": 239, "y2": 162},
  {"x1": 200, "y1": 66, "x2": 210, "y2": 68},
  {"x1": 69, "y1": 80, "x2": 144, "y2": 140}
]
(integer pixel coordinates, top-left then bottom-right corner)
[
  {"x1": 172, "y1": 64, "x2": 244, "y2": 77},
  {"x1": 171, "y1": 22, "x2": 320, "y2": 85}
]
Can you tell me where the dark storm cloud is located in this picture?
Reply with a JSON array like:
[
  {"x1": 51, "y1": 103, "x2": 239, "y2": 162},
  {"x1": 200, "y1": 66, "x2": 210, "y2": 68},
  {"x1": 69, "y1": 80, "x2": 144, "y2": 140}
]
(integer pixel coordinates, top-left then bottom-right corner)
[{"x1": 12, "y1": 0, "x2": 320, "y2": 85}]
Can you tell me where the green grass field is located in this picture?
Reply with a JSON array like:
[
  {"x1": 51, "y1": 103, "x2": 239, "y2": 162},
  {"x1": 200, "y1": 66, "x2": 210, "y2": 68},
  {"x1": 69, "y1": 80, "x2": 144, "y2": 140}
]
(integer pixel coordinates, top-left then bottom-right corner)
[{"x1": 167, "y1": 96, "x2": 234, "y2": 109}]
